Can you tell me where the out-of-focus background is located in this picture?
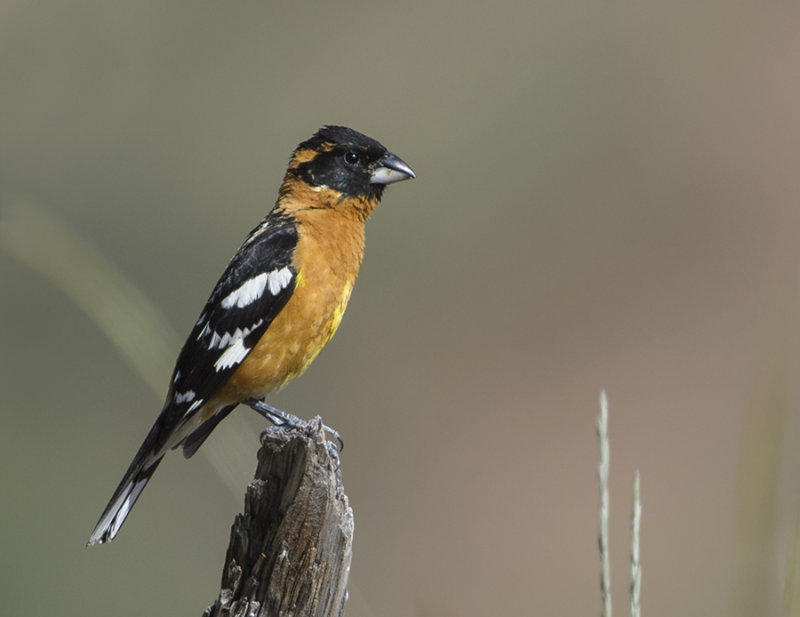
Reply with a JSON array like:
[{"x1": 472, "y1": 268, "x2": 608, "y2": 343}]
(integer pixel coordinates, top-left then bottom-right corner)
[{"x1": 2, "y1": 1, "x2": 800, "y2": 615}]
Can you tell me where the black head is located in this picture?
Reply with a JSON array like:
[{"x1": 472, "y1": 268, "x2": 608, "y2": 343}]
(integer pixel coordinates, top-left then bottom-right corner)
[{"x1": 288, "y1": 126, "x2": 415, "y2": 200}]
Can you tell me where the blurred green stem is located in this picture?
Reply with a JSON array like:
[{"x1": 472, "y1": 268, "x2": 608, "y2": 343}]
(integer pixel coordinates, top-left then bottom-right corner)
[
  {"x1": 0, "y1": 196, "x2": 177, "y2": 393},
  {"x1": 0, "y1": 196, "x2": 254, "y2": 497}
]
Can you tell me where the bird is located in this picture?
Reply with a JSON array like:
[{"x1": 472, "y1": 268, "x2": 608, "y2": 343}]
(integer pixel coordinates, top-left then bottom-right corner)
[{"x1": 87, "y1": 125, "x2": 415, "y2": 545}]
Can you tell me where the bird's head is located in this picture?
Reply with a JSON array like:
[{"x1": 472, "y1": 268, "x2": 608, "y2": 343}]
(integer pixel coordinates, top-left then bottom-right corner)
[{"x1": 281, "y1": 126, "x2": 415, "y2": 210}]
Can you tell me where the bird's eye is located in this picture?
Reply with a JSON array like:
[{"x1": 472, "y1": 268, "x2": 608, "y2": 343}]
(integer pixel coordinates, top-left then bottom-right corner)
[{"x1": 344, "y1": 151, "x2": 360, "y2": 165}]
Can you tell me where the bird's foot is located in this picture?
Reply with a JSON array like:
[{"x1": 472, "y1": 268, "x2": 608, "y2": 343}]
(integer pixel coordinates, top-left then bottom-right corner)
[{"x1": 247, "y1": 398, "x2": 344, "y2": 453}]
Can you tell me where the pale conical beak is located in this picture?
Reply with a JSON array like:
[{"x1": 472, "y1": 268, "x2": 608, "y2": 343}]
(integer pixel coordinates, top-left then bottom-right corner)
[{"x1": 370, "y1": 152, "x2": 416, "y2": 185}]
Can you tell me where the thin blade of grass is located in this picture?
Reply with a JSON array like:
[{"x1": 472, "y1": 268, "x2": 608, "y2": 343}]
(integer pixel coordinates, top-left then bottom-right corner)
[{"x1": 598, "y1": 389, "x2": 612, "y2": 617}]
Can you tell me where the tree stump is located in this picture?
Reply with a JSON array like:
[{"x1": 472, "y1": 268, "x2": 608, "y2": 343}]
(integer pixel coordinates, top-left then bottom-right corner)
[{"x1": 203, "y1": 418, "x2": 353, "y2": 617}]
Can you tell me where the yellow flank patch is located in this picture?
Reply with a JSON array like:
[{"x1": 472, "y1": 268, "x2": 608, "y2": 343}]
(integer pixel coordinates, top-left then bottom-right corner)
[
  {"x1": 327, "y1": 279, "x2": 353, "y2": 340},
  {"x1": 295, "y1": 276, "x2": 354, "y2": 376}
]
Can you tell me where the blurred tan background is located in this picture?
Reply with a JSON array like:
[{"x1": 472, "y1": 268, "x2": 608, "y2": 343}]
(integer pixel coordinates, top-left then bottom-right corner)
[{"x1": 2, "y1": 1, "x2": 800, "y2": 615}]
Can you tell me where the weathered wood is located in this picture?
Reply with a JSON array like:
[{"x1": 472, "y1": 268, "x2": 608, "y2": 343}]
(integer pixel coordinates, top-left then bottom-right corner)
[{"x1": 203, "y1": 418, "x2": 353, "y2": 617}]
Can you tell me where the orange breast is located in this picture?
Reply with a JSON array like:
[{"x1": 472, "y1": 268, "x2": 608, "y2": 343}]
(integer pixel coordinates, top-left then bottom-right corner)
[{"x1": 211, "y1": 209, "x2": 366, "y2": 406}]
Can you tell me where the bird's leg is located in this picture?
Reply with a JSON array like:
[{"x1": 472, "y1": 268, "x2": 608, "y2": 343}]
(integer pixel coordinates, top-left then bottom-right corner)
[
  {"x1": 246, "y1": 398, "x2": 344, "y2": 452},
  {"x1": 247, "y1": 398, "x2": 300, "y2": 426}
]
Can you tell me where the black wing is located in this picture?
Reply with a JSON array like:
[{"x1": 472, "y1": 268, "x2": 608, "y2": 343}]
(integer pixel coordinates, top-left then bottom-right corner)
[{"x1": 161, "y1": 215, "x2": 299, "y2": 437}]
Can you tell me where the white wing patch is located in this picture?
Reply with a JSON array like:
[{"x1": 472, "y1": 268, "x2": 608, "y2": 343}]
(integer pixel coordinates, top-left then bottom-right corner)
[
  {"x1": 197, "y1": 321, "x2": 211, "y2": 341},
  {"x1": 173, "y1": 390, "x2": 196, "y2": 404},
  {"x1": 221, "y1": 273, "x2": 269, "y2": 309},
  {"x1": 214, "y1": 338, "x2": 250, "y2": 371},
  {"x1": 267, "y1": 266, "x2": 293, "y2": 296},
  {"x1": 219, "y1": 267, "x2": 293, "y2": 310},
  {"x1": 206, "y1": 319, "x2": 264, "y2": 350}
]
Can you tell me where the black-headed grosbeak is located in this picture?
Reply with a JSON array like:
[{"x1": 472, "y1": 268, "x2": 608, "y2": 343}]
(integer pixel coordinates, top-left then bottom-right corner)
[{"x1": 88, "y1": 126, "x2": 415, "y2": 545}]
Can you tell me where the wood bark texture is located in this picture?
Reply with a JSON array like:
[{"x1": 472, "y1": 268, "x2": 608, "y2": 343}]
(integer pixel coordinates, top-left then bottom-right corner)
[{"x1": 203, "y1": 418, "x2": 353, "y2": 617}]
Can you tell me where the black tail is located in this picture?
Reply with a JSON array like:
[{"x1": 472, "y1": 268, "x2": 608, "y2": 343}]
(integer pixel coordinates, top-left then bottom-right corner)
[
  {"x1": 87, "y1": 425, "x2": 165, "y2": 545},
  {"x1": 181, "y1": 404, "x2": 236, "y2": 459}
]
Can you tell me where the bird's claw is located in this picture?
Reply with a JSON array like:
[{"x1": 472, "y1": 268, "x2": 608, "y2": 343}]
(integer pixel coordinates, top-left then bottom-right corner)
[{"x1": 247, "y1": 398, "x2": 343, "y2": 454}]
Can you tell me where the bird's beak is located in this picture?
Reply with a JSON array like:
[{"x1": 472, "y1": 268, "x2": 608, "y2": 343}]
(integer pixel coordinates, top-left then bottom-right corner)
[{"x1": 370, "y1": 152, "x2": 416, "y2": 185}]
